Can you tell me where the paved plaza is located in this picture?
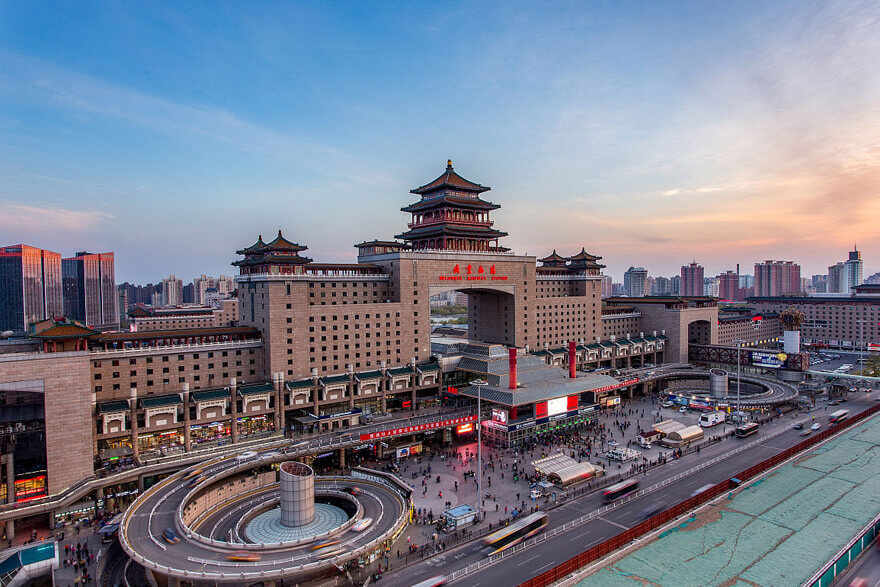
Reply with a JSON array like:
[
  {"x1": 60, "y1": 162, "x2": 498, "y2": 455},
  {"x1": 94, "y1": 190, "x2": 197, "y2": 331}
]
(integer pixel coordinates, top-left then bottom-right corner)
[{"x1": 571, "y1": 408, "x2": 880, "y2": 586}]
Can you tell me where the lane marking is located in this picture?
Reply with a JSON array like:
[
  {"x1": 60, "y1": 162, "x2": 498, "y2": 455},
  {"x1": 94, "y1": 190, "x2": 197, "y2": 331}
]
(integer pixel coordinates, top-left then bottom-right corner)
[
  {"x1": 516, "y1": 554, "x2": 541, "y2": 567},
  {"x1": 597, "y1": 516, "x2": 629, "y2": 530}
]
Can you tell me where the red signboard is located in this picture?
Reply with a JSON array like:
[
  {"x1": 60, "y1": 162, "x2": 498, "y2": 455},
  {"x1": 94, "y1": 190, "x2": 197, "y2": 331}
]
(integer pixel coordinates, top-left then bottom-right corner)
[
  {"x1": 439, "y1": 264, "x2": 508, "y2": 282},
  {"x1": 592, "y1": 378, "x2": 639, "y2": 395},
  {"x1": 567, "y1": 395, "x2": 579, "y2": 410},
  {"x1": 456, "y1": 423, "x2": 474, "y2": 434},
  {"x1": 535, "y1": 401, "x2": 548, "y2": 418},
  {"x1": 360, "y1": 415, "x2": 477, "y2": 441},
  {"x1": 446, "y1": 386, "x2": 458, "y2": 395}
]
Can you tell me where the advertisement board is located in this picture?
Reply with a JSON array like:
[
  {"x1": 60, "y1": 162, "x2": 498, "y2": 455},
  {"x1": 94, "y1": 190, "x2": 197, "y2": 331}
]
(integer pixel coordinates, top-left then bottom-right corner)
[
  {"x1": 360, "y1": 415, "x2": 477, "y2": 441},
  {"x1": 456, "y1": 423, "x2": 474, "y2": 434},
  {"x1": 492, "y1": 408, "x2": 508, "y2": 424},
  {"x1": 750, "y1": 350, "x2": 785, "y2": 369},
  {"x1": 547, "y1": 397, "x2": 567, "y2": 416}
]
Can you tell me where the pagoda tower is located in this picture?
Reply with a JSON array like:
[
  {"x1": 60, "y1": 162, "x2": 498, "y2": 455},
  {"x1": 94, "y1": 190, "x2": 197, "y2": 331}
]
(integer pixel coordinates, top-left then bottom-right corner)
[
  {"x1": 233, "y1": 230, "x2": 313, "y2": 276},
  {"x1": 395, "y1": 160, "x2": 508, "y2": 252}
]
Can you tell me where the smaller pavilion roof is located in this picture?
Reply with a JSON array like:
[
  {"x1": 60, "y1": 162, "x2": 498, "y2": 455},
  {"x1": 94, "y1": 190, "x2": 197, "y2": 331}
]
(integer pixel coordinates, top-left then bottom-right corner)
[
  {"x1": 191, "y1": 388, "x2": 230, "y2": 402},
  {"x1": 98, "y1": 400, "x2": 129, "y2": 414},
  {"x1": 235, "y1": 234, "x2": 267, "y2": 255},
  {"x1": 538, "y1": 250, "x2": 568, "y2": 266},
  {"x1": 29, "y1": 318, "x2": 99, "y2": 339},
  {"x1": 286, "y1": 379, "x2": 314, "y2": 390},
  {"x1": 321, "y1": 374, "x2": 351, "y2": 385},
  {"x1": 239, "y1": 382, "x2": 273, "y2": 395},
  {"x1": 356, "y1": 370, "x2": 384, "y2": 381},
  {"x1": 410, "y1": 160, "x2": 491, "y2": 195},
  {"x1": 388, "y1": 366, "x2": 414, "y2": 376},
  {"x1": 139, "y1": 393, "x2": 182, "y2": 408}
]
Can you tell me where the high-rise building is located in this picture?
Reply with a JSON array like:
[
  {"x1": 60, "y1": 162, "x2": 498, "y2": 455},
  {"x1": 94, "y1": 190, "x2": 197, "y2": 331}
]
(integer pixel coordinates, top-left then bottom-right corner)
[
  {"x1": 612, "y1": 282, "x2": 624, "y2": 296},
  {"x1": 623, "y1": 267, "x2": 648, "y2": 297},
  {"x1": 703, "y1": 277, "x2": 719, "y2": 297},
  {"x1": 754, "y1": 260, "x2": 801, "y2": 296},
  {"x1": 160, "y1": 275, "x2": 183, "y2": 307},
  {"x1": 669, "y1": 275, "x2": 681, "y2": 295},
  {"x1": 600, "y1": 275, "x2": 613, "y2": 298},
  {"x1": 811, "y1": 274, "x2": 828, "y2": 293},
  {"x1": 845, "y1": 247, "x2": 863, "y2": 293},
  {"x1": 652, "y1": 276, "x2": 671, "y2": 296},
  {"x1": 0, "y1": 244, "x2": 63, "y2": 334},
  {"x1": 866, "y1": 272, "x2": 880, "y2": 285},
  {"x1": 827, "y1": 262, "x2": 845, "y2": 294},
  {"x1": 62, "y1": 252, "x2": 118, "y2": 330},
  {"x1": 681, "y1": 262, "x2": 704, "y2": 297},
  {"x1": 739, "y1": 274, "x2": 754, "y2": 289},
  {"x1": 718, "y1": 271, "x2": 739, "y2": 301}
]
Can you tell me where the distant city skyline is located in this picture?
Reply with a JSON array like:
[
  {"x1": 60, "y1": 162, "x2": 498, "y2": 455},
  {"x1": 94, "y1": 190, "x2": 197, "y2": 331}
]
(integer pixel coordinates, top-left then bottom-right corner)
[{"x1": 1, "y1": 2, "x2": 879, "y2": 283}]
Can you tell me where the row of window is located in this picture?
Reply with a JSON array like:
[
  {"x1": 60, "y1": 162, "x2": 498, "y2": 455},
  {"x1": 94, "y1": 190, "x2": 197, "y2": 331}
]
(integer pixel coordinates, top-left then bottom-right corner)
[
  {"x1": 94, "y1": 369, "x2": 253, "y2": 392},
  {"x1": 94, "y1": 348, "x2": 255, "y2": 367},
  {"x1": 94, "y1": 359, "x2": 254, "y2": 379}
]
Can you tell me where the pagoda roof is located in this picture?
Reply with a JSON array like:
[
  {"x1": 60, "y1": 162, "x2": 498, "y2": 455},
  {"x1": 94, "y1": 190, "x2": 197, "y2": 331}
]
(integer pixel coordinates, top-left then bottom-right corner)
[
  {"x1": 354, "y1": 240, "x2": 411, "y2": 249},
  {"x1": 395, "y1": 224, "x2": 508, "y2": 241},
  {"x1": 235, "y1": 235, "x2": 267, "y2": 255},
  {"x1": 410, "y1": 160, "x2": 490, "y2": 195},
  {"x1": 29, "y1": 318, "x2": 99, "y2": 339},
  {"x1": 568, "y1": 248, "x2": 603, "y2": 263},
  {"x1": 263, "y1": 230, "x2": 308, "y2": 252},
  {"x1": 233, "y1": 254, "x2": 312, "y2": 267},
  {"x1": 538, "y1": 250, "x2": 568, "y2": 266},
  {"x1": 401, "y1": 195, "x2": 500, "y2": 213}
]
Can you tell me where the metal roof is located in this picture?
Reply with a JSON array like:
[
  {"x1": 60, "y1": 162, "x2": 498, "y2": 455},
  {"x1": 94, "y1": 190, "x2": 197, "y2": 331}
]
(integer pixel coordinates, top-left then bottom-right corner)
[
  {"x1": 239, "y1": 383, "x2": 274, "y2": 395},
  {"x1": 191, "y1": 388, "x2": 229, "y2": 401},
  {"x1": 139, "y1": 393, "x2": 181, "y2": 408},
  {"x1": 98, "y1": 400, "x2": 129, "y2": 414}
]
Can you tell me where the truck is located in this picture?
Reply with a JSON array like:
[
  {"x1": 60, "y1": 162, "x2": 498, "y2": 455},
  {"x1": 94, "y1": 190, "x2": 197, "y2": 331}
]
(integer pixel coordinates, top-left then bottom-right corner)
[{"x1": 698, "y1": 411, "x2": 725, "y2": 428}]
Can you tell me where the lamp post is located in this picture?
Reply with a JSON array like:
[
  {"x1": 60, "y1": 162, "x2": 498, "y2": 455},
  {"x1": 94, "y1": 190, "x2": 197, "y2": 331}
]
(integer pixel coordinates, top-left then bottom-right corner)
[
  {"x1": 470, "y1": 379, "x2": 488, "y2": 520},
  {"x1": 734, "y1": 339, "x2": 745, "y2": 422}
]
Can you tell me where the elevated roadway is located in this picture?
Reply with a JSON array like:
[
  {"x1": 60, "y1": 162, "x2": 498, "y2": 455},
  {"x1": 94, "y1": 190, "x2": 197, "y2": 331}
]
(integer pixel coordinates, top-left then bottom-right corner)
[{"x1": 119, "y1": 449, "x2": 411, "y2": 584}]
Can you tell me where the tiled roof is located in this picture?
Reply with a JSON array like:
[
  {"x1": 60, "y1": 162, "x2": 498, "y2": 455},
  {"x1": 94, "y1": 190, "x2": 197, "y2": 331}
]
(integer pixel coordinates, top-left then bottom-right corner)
[
  {"x1": 395, "y1": 224, "x2": 508, "y2": 241},
  {"x1": 356, "y1": 370, "x2": 383, "y2": 380},
  {"x1": 321, "y1": 374, "x2": 350, "y2": 385},
  {"x1": 286, "y1": 378, "x2": 314, "y2": 390},
  {"x1": 417, "y1": 363, "x2": 441, "y2": 372},
  {"x1": 29, "y1": 320, "x2": 99, "y2": 339},
  {"x1": 235, "y1": 234, "x2": 266, "y2": 255},
  {"x1": 239, "y1": 383, "x2": 273, "y2": 395},
  {"x1": 97, "y1": 326, "x2": 259, "y2": 342},
  {"x1": 410, "y1": 160, "x2": 491, "y2": 195},
  {"x1": 98, "y1": 400, "x2": 129, "y2": 414},
  {"x1": 538, "y1": 250, "x2": 568, "y2": 265},
  {"x1": 191, "y1": 388, "x2": 230, "y2": 401},
  {"x1": 457, "y1": 369, "x2": 621, "y2": 406},
  {"x1": 387, "y1": 366, "x2": 414, "y2": 376},
  {"x1": 139, "y1": 394, "x2": 181, "y2": 408}
]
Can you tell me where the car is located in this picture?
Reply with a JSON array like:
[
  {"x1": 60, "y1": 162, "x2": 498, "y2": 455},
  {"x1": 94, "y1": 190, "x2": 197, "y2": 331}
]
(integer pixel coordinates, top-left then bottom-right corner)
[
  {"x1": 679, "y1": 406, "x2": 688, "y2": 414},
  {"x1": 800, "y1": 429, "x2": 812, "y2": 436},
  {"x1": 827, "y1": 401, "x2": 839, "y2": 406},
  {"x1": 839, "y1": 397, "x2": 847, "y2": 403},
  {"x1": 226, "y1": 551, "x2": 261, "y2": 562},
  {"x1": 690, "y1": 484, "x2": 714, "y2": 498},
  {"x1": 793, "y1": 423, "x2": 804, "y2": 430},
  {"x1": 661, "y1": 401, "x2": 675, "y2": 408},
  {"x1": 343, "y1": 486, "x2": 361, "y2": 496},
  {"x1": 162, "y1": 527, "x2": 180, "y2": 544},
  {"x1": 607, "y1": 440, "x2": 619, "y2": 447},
  {"x1": 351, "y1": 517, "x2": 373, "y2": 532},
  {"x1": 639, "y1": 502, "x2": 666, "y2": 520},
  {"x1": 811, "y1": 423, "x2": 821, "y2": 431},
  {"x1": 311, "y1": 540, "x2": 340, "y2": 550},
  {"x1": 316, "y1": 547, "x2": 346, "y2": 560}
]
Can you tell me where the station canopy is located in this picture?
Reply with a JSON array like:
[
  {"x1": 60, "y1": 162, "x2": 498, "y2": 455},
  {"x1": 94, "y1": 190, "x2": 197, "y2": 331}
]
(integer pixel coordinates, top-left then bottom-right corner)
[
  {"x1": 531, "y1": 454, "x2": 600, "y2": 487},
  {"x1": 666, "y1": 425, "x2": 704, "y2": 443}
]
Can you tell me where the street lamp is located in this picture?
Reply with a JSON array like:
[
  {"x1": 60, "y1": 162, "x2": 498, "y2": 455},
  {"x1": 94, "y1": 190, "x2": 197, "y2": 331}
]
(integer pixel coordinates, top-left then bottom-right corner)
[
  {"x1": 734, "y1": 339, "x2": 745, "y2": 422},
  {"x1": 470, "y1": 379, "x2": 488, "y2": 520}
]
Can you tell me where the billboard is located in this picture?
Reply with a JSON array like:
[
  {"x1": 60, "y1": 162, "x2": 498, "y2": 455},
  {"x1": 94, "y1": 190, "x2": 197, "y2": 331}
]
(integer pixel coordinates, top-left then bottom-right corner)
[
  {"x1": 750, "y1": 350, "x2": 785, "y2": 369},
  {"x1": 491, "y1": 408, "x2": 508, "y2": 424}
]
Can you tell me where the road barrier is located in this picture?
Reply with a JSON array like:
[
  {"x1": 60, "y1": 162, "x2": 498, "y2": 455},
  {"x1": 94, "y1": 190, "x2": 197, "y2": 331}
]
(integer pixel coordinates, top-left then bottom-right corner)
[{"x1": 513, "y1": 402, "x2": 880, "y2": 587}]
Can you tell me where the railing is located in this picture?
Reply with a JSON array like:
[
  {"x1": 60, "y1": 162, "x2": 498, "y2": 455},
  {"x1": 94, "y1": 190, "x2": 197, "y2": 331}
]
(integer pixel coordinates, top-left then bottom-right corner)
[
  {"x1": 511, "y1": 402, "x2": 880, "y2": 587},
  {"x1": 803, "y1": 509, "x2": 880, "y2": 587},
  {"x1": 89, "y1": 338, "x2": 262, "y2": 355}
]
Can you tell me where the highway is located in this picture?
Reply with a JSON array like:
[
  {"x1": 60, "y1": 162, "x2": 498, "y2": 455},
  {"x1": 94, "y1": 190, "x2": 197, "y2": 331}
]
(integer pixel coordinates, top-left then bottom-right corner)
[
  {"x1": 119, "y1": 448, "x2": 410, "y2": 584},
  {"x1": 384, "y1": 392, "x2": 878, "y2": 587}
]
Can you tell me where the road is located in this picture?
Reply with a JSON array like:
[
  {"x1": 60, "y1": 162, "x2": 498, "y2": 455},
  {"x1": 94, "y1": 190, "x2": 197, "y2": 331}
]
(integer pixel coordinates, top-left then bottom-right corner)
[{"x1": 383, "y1": 392, "x2": 879, "y2": 587}]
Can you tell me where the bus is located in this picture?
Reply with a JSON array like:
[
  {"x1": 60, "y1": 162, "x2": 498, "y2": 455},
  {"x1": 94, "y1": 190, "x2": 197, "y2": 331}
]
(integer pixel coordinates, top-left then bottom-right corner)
[
  {"x1": 829, "y1": 409, "x2": 850, "y2": 424},
  {"x1": 735, "y1": 422, "x2": 759, "y2": 438},
  {"x1": 482, "y1": 511, "x2": 548, "y2": 555},
  {"x1": 602, "y1": 479, "x2": 640, "y2": 503},
  {"x1": 100, "y1": 514, "x2": 125, "y2": 543}
]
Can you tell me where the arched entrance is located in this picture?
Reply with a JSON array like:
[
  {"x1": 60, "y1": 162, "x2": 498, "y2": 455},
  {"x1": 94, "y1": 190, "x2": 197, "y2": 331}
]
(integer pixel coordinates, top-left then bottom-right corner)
[
  {"x1": 430, "y1": 284, "x2": 517, "y2": 346},
  {"x1": 688, "y1": 319, "x2": 712, "y2": 346}
]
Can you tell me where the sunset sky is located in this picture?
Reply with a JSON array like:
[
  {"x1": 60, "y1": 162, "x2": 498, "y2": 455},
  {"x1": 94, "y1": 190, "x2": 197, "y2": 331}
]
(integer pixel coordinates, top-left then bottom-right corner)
[{"x1": 1, "y1": 1, "x2": 878, "y2": 283}]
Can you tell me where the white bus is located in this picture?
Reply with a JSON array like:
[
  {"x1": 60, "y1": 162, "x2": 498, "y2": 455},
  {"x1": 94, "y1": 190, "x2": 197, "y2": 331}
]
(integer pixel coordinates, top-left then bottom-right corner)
[{"x1": 699, "y1": 411, "x2": 725, "y2": 428}]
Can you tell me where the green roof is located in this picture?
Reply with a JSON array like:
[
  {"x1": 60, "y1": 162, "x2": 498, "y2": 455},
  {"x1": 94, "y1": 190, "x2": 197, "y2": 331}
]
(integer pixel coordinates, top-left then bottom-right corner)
[
  {"x1": 98, "y1": 400, "x2": 129, "y2": 414},
  {"x1": 321, "y1": 374, "x2": 351, "y2": 385},
  {"x1": 191, "y1": 388, "x2": 230, "y2": 401},
  {"x1": 356, "y1": 370, "x2": 383, "y2": 380},
  {"x1": 417, "y1": 363, "x2": 441, "y2": 372},
  {"x1": 239, "y1": 383, "x2": 273, "y2": 395},
  {"x1": 286, "y1": 378, "x2": 314, "y2": 390},
  {"x1": 139, "y1": 393, "x2": 181, "y2": 408},
  {"x1": 531, "y1": 350, "x2": 550, "y2": 356},
  {"x1": 549, "y1": 347, "x2": 567, "y2": 354},
  {"x1": 388, "y1": 366, "x2": 414, "y2": 376}
]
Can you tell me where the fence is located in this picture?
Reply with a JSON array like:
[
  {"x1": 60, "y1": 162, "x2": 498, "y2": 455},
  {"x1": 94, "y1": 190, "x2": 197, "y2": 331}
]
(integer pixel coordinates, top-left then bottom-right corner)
[
  {"x1": 803, "y1": 509, "x2": 880, "y2": 586},
  {"x1": 512, "y1": 403, "x2": 880, "y2": 587}
]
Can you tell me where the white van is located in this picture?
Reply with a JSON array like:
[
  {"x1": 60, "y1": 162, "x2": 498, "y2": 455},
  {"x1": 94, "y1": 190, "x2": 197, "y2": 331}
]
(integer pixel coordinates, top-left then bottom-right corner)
[{"x1": 699, "y1": 411, "x2": 725, "y2": 428}]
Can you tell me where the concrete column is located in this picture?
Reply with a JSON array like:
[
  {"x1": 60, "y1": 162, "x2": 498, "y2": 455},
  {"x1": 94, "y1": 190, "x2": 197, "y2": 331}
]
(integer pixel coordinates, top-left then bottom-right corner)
[
  {"x1": 230, "y1": 378, "x2": 240, "y2": 444},
  {"x1": 5, "y1": 519, "x2": 13, "y2": 541},
  {"x1": 182, "y1": 383, "x2": 192, "y2": 452},
  {"x1": 273, "y1": 373, "x2": 284, "y2": 434},
  {"x1": 129, "y1": 388, "x2": 140, "y2": 462},
  {"x1": 5, "y1": 452, "x2": 14, "y2": 507},
  {"x1": 338, "y1": 448, "x2": 346, "y2": 469},
  {"x1": 137, "y1": 475, "x2": 144, "y2": 493},
  {"x1": 48, "y1": 513, "x2": 55, "y2": 530},
  {"x1": 279, "y1": 462, "x2": 315, "y2": 527},
  {"x1": 94, "y1": 486, "x2": 104, "y2": 518}
]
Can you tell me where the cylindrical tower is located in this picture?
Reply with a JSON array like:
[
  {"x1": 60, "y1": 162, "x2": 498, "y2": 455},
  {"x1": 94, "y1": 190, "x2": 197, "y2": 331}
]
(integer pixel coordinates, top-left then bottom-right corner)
[
  {"x1": 279, "y1": 461, "x2": 315, "y2": 527},
  {"x1": 709, "y1": 368, "x2": 728, "y2": 399}
]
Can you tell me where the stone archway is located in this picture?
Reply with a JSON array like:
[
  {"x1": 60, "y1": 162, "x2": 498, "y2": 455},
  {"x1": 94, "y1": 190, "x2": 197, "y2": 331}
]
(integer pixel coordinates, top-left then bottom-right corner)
[{"x1": 429, "y1": 284, "x2": 517, "y2": 346}]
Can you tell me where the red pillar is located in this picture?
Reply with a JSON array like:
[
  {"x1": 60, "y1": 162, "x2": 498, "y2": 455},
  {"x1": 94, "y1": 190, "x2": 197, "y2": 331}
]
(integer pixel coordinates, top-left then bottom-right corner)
[
  {"x1": 569, "y1": 341, "x2": 577, "y2": 378},
  {"x1": 509, "y1": 347, "x2": 517, "y2": 390}
]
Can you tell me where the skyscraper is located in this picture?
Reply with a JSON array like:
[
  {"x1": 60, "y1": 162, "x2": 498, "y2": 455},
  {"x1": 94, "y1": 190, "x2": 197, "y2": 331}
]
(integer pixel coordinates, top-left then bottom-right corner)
[
  {"x1": 623, "y1": 267, "x2": 648, "y2": 297},
  {"x1": 62, "y1": 252, "x2": 119, "y2": 330},
  {"x1": 0, "y1": 244, "x2": 63, "y2": 334},
  {"x1": 718, "y1": 270, "x2": 739, "y2": 301},
  {"x1": 754, "y1": 261, "x2": 801, "y2": 296},
  {"x1": 161, "y1": 275, "x2": 183, "y2": 307},
  {"x1": 600, "y1": 275, "x2": 613, "y2": 298},
  {"x1": 681, "y1": 262, "x2": 704, "y2": 296}
]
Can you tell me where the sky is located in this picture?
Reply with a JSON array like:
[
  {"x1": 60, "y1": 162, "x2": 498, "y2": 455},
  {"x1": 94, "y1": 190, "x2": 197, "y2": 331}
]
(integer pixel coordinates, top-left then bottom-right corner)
[{"x1": 1, "y1": 1, "x2": 879, "y2": 284}]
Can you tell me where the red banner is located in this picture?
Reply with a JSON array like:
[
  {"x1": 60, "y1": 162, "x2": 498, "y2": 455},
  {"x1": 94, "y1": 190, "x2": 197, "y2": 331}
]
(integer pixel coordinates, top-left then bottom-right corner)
[
  {"x1": 360, "y1": 415, "x2": 477, "y2": 441},
  {"x1": 593, "y1": 378, "x2": 640, "y2": 394}
]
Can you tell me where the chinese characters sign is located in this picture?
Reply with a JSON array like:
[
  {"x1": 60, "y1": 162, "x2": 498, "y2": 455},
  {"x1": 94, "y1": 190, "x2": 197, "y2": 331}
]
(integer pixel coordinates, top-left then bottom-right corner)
[
  {"x1": 359, "y1": 415, "x2": 477, "y2": 441},
  {"x1": 439, "y1": 264, "x2": 508, "y2": 281}
]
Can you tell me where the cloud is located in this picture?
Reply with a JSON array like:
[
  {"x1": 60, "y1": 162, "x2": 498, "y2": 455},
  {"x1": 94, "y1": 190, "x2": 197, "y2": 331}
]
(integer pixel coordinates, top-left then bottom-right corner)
[
  {"x1": 661, "y1": 188, "x2": 681, "y2": 197},
  {"x1": 0, "y1": 202, "x2": 114, "y2": 233}
]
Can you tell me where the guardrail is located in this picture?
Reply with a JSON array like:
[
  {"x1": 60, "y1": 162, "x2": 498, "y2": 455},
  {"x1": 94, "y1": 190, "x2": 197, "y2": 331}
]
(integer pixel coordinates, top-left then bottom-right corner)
[
  {"x1": 803, "y1": 508, "x2": 880, "y2": 586},
  {"x1": 510, "y1": 403, "x2": 880, "y2": 587}
]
